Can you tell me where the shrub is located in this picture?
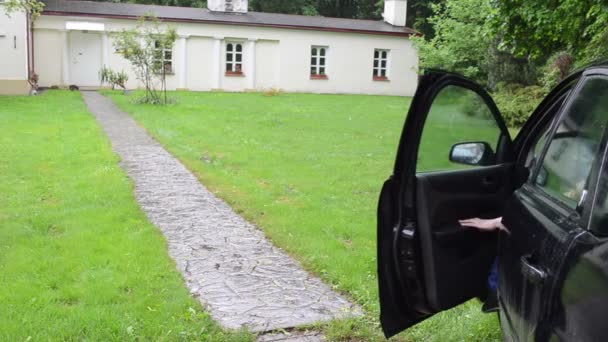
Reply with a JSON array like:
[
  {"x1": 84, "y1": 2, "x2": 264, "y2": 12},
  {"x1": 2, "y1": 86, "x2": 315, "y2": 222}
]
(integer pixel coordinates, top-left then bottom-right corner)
[
  {"x1": 493, "y1": 83, "x2": 546, "y2": 128},
  {"x1": 263, "y1": 88, "x2": 284, "y2": 97},
  {"x1": 99, "y1": 66, "x2": 129, "y2": 91},
  {"x1": 541, "y1": 51, "x2": 574, "y2": 93}
]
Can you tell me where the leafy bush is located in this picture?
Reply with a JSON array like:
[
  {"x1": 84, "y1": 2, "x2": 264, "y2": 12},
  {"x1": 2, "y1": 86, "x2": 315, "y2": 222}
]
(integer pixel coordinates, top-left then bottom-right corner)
[
  {"x1": 99, "y1": 66, "x2": 129, "y2": 91},
  {"x1": 493, "y1": 83, "x2": 546, "y2": 127},
  {"x1": 540, "y1": 51, "x2": 574, "y2": 93}
]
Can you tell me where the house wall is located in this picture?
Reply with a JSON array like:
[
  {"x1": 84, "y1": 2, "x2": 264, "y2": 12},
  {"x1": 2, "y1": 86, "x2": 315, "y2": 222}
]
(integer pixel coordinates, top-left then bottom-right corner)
[
  {"x1": 33, "y1": 15, "x2": 418, "y2": 96},
  {"x1": 0, "y1": 7, "x2": 29, "y2": 94}
]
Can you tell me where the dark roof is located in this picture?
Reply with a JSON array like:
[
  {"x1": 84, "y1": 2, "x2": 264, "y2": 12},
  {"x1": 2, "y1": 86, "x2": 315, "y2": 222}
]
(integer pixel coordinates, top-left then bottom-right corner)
[{"x1": 41, "y1": 0, "x2": 416, "y2": 37}]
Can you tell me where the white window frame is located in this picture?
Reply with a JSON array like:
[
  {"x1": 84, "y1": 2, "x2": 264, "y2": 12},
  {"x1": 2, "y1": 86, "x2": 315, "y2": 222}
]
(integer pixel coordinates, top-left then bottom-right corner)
[
  {"x1": 373, "y1": 49, "x2": 390, "y2": 80},
  {"x1": 225, "y1": 41, "x2": 244, "y2": 75},
  {"x1": 153, "y1": 39, "x2": 173, "y2": 74},
  {"x1": 310, "y1": 46, "x2": 328, "y2": 79}
]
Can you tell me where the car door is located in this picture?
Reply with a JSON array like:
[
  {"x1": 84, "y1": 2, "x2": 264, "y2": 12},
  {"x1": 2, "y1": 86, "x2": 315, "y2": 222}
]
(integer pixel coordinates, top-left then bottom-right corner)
[
  {"x1": 377, "y1": 71, "x2": 515, "y2": 338},
  {"x1": 499, "y1": 67, "x2": 608, "y2": 341}
]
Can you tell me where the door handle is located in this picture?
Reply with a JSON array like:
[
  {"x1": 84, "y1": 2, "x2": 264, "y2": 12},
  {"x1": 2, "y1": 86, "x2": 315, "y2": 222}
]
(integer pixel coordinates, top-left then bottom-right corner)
[{"x1": 521, "y1": 255, "x2": 546, "y2": 284}]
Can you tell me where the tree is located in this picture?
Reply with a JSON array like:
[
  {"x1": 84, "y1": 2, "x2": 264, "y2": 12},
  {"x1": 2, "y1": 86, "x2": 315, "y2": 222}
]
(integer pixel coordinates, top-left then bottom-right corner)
[
  {"x1": 490, "y1": 0, "x2": 608, "y2": 62},
  {"x1": 112, "y1": 15, "x2": 177, "y2": 104},
  {"x1": 4, "y1": 0, "x2": 44, "y2": 19},
  {"x1": 412, "y1": 0, "x2": 492, "y2": 83}
]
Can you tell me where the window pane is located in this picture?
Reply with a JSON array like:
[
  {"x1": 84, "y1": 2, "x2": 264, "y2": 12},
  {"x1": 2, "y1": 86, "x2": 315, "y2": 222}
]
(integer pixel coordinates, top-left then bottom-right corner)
[
  {"x1": 311, "y1": 67, "x2": 317, "y2": 75},
  {"x1": 236, "y1": 44, "x2": 242, "y2": 52},
  {"x1": 311, "y1": 57, "x2": 317, "y2": 65},
  {"x1": 374, "y1": 50, "x2": 379, "y2": 58},
  {"x1": 320, "y1": 48, "x2": 326, "y2": 56},
  {"x1": 235, "y1": 64, "x2": 242, "y2": 72},
  {"x1": 312, "y1": 47, "x2": 317, "y2": 55},
  {"x1": 382, "y1": 51, "x2": 387, "y2": 59},
  {"x1": 319, "y1": 67, "x2": 325, "y2": 75},
  {"x1": 319, "y1": 57, "x2": 325, "y2": 66},
  {"x1": 536, "y1": 77, "x2": 608, "y2": 208},
  {"x1": 226, "y1": 63, "x2": 233, "y2": 72},
  {"x1": 381, "y1": 69, "x2": 386, "y2": 77},
  {"x1": 417, "y1": 85, "x2": 502, "y2": 172},
  {"x1": 227, "y1": 43, "x2": 233, "y2": 51},
  {"x1": 374, "y1": 60, "x2": 378, "y2": 68},
  {"x1": 236, "y1": 54, "x2": 242, "y2": 62},
  {"x1": 227, "y1": 54, "x2": 233, "y2": 62},
  {"x1": 381, "y1": 61, "x2": 386, "y2": 68},
  {"x1": 164, "y1": 51, "x2": 171, "y2": 60},
  {"x1": 373, "y1": 69, "x2": 378, "y2": 77}
]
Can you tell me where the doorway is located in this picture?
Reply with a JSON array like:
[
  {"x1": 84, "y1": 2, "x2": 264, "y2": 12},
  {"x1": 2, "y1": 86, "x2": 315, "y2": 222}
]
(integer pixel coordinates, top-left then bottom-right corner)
[{"x1": 69, "y1": 31, "x2": 102, "y2": 87}]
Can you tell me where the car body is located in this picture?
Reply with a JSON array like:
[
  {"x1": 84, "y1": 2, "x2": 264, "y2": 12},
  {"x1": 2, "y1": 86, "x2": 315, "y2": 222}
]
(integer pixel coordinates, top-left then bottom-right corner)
[{"x1": 377, "y1": 65, "x2": 608, "y2": 341}]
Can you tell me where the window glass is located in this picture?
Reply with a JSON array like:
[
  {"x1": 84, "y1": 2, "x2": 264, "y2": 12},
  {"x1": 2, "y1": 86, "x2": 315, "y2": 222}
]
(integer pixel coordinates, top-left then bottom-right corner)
[
  {"x1": 417, "y1": 85, "x2": 502, "y2": 172},
  {"x1": 310, "y1": 46, "x2": 328, "y2": 76},
  {"x1": 226, "y1": 42, "x2": 243, "y2": 73},
  {"x1": 373, "y1": 49, "x2": 389, "y2": 79},
  {"x1": 535, "y1": 77, "x2": 608, "y2": 208},
  {"x1": 153, "y1": 39, "x2": 172, "y2": 73}
]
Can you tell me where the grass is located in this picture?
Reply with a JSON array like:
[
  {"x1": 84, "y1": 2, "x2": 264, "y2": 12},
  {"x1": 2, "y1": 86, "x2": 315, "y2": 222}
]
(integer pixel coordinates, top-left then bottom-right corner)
[
  {"x1": 104, "y1": 90, "x2": 503, "y2": 341},
  {"x1": 0, "y1": 91, "x2": 251, "y2": 341}
]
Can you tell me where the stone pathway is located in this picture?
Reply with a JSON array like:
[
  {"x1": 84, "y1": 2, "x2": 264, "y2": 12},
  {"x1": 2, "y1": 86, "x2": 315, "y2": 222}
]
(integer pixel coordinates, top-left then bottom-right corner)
[{"x1": 82, "y1": 92, "x2": 361, "y2": 334}]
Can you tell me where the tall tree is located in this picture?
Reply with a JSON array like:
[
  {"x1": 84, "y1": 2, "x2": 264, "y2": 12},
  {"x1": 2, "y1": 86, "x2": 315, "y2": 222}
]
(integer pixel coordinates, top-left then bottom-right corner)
[{"x1": 490, "y1": 0, "x2": 608, "y2": 62}]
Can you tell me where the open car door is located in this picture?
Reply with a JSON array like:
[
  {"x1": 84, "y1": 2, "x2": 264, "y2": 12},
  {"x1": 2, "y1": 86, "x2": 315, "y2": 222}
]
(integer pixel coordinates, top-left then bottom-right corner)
[{"x1": 377, "y1": 71, "x2": 514, "y2": 337}]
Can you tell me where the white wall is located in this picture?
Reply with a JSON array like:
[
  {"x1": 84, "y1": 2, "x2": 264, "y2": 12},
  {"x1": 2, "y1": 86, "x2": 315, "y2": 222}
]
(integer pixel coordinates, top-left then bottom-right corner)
[
  {"x1": 34, "y1": 15, "x2": 418, "y2": 96},
  {"x1": 0, "y1": 7, "x2": 28, "y2": 81},
  {"x1": 33, "y1": 29, "x2": 62, "y2": 86}
]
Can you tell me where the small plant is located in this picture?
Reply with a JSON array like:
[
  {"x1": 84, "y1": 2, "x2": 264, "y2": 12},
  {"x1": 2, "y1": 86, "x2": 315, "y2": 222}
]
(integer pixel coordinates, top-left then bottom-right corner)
[
  {"x1": 28, "y1": 73, "x2": 39, "y2": 95},
  {"x1": 99, "y1": 66, "x2": 129, "y2": 92},
  {"x1": 263, "y1": 88, "x2": 284, "y2": 97}
]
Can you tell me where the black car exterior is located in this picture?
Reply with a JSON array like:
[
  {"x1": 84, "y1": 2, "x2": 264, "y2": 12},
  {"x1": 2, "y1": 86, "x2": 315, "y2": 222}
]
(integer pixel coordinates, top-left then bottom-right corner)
[{"x1": 378, "y1": 65, "x2": 608, "y2": 340}]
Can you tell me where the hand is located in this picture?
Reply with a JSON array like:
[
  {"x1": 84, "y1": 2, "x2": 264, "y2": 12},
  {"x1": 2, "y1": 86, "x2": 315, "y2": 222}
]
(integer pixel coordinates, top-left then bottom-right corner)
[{"x1": 459, "y1": 217, "x2": 504, "y2": 232}]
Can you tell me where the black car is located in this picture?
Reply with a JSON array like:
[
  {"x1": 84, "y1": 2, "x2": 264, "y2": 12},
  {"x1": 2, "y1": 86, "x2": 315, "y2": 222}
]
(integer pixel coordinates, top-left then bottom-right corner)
[{"x1": 377, "y1": 65, "x2": 608, "y2": 341}]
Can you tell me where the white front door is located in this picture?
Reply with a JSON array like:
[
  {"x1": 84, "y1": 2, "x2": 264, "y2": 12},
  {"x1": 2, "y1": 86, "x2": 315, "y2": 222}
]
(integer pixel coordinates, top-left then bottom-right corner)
[{"x1": 69, "y1": 31, "x2": 102, "y2": 87}]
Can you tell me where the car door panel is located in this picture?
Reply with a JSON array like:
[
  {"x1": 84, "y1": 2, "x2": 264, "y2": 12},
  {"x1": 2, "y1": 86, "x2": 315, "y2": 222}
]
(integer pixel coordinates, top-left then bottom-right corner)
[
  {"x1": 499, "y1": 186, "x2": 577, "y2": 341},
  {"x1": 416, "y1": 165, "x2": 511, "y2": 310},
  {"x1": 378, "y1": 71, "x2": 513, "y2": 338}
]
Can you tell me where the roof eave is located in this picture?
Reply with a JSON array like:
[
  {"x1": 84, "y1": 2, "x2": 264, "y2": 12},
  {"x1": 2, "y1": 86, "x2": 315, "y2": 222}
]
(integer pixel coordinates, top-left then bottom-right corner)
[{"x1": 41, "y1": 11, "x2": 415, "y2": 37}]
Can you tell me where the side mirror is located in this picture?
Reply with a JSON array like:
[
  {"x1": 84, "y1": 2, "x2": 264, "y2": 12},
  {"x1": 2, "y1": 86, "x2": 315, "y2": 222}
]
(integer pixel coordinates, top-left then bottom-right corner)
[{"x1": 449, "y1": 142, "x2": 495, "y2": 166}]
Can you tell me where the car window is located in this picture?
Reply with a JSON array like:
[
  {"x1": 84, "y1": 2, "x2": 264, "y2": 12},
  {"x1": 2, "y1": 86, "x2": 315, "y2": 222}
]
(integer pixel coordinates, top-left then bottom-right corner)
[
  {"x1": 525, "y1": 123, "x2": 551, "y2": 180},
  {"x1": 534, "y1": 76, "x2": 608, "y2": 209},
  {"x1": 417, "y1": 85, "x2": 502, "y2": 172}
]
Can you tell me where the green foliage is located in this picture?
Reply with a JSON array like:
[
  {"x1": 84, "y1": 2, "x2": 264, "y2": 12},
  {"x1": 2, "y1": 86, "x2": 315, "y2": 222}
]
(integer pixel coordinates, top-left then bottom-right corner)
[
  {"x1": 493, "y1": 83, "x2": 546, "y2": 127},
  {"x1": 112, "y1": 15, "x2": 177, "y2": 104},
  {"x1": 490, "y1": 0, "x2": 608, "y2": 61},
  {"x1": 4, "y1": 0, "x2": 45, "y2": 19},
  {"x1": 99, "y1": 66, "x2": 129, "y2": 90},
  {"x1": 412, "y1": 0, "x2": 492, "y2": 83},
  {"x1": 541, "y1": 51, "x2": 575, "y2": 93}
]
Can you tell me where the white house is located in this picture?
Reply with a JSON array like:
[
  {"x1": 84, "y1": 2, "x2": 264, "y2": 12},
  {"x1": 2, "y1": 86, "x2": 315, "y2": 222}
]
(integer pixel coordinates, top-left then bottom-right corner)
[{"x1": 0, "y1": 0, "x2": 418, "y2": 96}]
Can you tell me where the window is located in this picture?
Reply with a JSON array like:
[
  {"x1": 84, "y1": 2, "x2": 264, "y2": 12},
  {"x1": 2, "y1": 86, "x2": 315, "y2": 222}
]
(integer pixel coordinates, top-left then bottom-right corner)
[
  {"x1": 153, "y1": 39, "x2": 173, "y2": 74},
  {"x1": 226, "y1": 42, "x2": 243, "y2": 75},
  {"x1": 373, "y1": 49, "x2": 389, "y2": 81},
  {"x1": 417, "y1": 85, "x2": 502, "y2": 172},
  {"x1": 310, "y1": 46, "x2": 328, "y2": 79},
  {"x1": 534, "y1": 77, "x2": 608, "y2": 209}
]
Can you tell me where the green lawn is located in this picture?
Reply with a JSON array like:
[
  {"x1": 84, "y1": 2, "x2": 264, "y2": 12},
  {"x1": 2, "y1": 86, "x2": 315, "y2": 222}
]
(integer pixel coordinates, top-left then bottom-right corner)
[
  {"x1": 105, "y1": 90, "x2": 502, "y2": 341},
  {"x1": 0, "y1": 91, "x2": 250, "y2": 341}
]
